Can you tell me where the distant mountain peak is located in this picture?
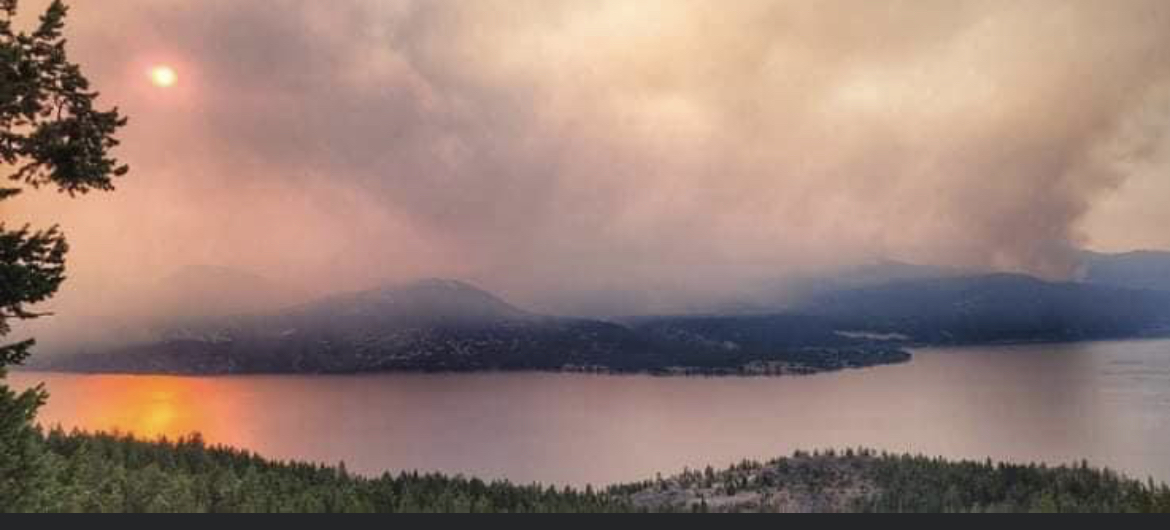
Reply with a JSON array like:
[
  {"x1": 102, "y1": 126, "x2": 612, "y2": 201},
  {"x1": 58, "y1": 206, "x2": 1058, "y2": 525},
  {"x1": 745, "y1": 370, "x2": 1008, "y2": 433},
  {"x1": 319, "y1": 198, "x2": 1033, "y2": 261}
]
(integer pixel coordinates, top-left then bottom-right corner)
[
  {"x1": 302, "y1": 277, "x2": 531, "y2": 324},
  {"x1": 369, "y1": 278, "x2": 506, "y2": 303},
  {"x1": 146, "y1": 264, "x2": 299, "y2": 320},
  {"x1": 396, "y1": 278, "x2": 488, "y2": 293}
]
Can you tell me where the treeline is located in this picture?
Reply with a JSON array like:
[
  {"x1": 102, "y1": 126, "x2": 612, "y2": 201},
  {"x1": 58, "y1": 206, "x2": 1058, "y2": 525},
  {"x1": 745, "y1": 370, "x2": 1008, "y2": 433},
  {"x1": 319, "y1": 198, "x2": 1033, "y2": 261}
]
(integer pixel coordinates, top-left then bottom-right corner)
[
  {"x1": 617, "y1": 449, "x2": 1170, "y2": 513},
  {"x1": 7, "y1": 431, "x2": 1170, "y2": 513},
  {"x1": 857, "y1": 451, "x2": 1170, "y2": 513},
  {"x1": 12, "y1": 429, "x2": 633, "y2": 513}
]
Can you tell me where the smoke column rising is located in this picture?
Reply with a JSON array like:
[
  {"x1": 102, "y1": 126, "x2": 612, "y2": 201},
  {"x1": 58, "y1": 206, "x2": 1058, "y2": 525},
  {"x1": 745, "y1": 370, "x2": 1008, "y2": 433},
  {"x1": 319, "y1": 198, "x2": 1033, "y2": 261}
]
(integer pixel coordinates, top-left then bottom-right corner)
[{"x1": 5, "y1": 0, "x2": 1170, "y2": 317}]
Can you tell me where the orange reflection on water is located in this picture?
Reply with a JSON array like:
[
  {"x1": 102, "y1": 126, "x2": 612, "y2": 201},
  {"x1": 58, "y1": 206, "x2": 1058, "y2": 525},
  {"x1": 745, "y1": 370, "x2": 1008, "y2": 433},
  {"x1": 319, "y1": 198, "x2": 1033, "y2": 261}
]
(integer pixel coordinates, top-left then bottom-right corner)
[{"x1": 20, "y1": 373, "x2": 248, "y2": 445}]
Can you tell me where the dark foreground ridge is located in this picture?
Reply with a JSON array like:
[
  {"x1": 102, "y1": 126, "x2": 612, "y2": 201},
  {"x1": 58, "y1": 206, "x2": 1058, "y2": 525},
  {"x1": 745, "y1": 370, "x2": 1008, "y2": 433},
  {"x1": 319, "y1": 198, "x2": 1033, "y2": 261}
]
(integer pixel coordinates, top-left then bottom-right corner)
[{"x1": 12, "y1": 430, "x2": 1170, "y2": 513}]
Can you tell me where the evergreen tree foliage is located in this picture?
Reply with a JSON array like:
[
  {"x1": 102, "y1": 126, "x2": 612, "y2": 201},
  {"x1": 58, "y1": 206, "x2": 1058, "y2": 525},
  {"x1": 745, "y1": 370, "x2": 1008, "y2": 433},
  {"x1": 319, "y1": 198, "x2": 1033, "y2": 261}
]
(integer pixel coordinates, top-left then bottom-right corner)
[
  {"x1": 0, "y1": 0, "x2": 127, "y2": 509},
  {"x1": 11, "y1": 432, "x2": 1170, "y2": 513}
]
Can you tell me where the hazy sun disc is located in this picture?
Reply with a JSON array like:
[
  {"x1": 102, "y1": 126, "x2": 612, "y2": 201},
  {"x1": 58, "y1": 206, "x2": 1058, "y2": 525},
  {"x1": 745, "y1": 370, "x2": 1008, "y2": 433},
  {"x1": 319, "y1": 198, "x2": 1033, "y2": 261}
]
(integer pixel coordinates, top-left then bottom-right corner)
[{"x1": 150, "y1": 66, "x2": 178, "y2": 88}]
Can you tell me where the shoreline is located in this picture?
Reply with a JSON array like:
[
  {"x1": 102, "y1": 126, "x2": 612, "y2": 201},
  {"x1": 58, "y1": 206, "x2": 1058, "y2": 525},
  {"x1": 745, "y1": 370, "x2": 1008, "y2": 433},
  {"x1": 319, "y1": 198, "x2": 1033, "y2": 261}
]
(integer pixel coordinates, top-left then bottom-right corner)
[{"x1": 23, "y1": 332, "x2": 1170, "y2": 378}]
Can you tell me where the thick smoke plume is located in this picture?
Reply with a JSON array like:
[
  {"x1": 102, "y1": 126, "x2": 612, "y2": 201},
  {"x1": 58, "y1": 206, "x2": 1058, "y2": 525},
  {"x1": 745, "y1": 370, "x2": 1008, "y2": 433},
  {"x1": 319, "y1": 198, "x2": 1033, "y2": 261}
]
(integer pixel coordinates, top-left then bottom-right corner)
[{"x1": 5, "y1": 0, "x2": 1170, "y2": 319}]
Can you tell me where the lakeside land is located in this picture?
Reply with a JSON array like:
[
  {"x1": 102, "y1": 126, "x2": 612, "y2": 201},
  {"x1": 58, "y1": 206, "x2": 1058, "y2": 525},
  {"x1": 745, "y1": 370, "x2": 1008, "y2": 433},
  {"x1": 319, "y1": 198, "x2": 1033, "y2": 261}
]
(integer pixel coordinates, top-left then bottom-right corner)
[
  {"x1": 32, "y1": 271, "x2": 1170, "y2": 377},
  {"x1": 11, "y1": 429, "x2": 1170, "y2": 513}
]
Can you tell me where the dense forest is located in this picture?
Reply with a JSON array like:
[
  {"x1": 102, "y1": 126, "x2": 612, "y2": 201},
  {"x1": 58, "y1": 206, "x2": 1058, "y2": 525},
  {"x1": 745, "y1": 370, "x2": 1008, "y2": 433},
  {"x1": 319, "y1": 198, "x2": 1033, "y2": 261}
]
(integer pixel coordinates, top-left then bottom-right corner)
[
  {"x1": 621, "y1": 449, "x2": 1170, "y2": 513},
  {"x1": 13, "y1": 429, "x2": 632, "y2": 513},
  {"x1": 6, "y1": 429, "x2": 1169, "y2": 513}
]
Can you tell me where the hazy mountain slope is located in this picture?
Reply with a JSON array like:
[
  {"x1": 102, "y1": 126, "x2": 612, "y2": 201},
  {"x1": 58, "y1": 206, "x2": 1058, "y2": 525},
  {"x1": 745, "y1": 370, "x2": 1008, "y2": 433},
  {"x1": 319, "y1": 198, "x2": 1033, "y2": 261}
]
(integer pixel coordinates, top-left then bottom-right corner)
[
  {"x1": 18, "y1": 265, "x2": 306, "y2": 356},
  {"x1": 42, "y1": 268, "x2": 1170, "y2": 375},
  {"x1": 1081, "y1": 251, "x2": 1170, "y2": 292},
  {"x1": 800, "y1": 274, "x2": 1170, "y2": 344},
  {"x1": 38, "y1": 279, "x2": 907, "y2": 375},
  {"x1": 525, "y1": 261, "x2": 964, "y2": 318},
  {"x1": 133, "y1": 265, "x2": 306, "y2": 325},
  {"x1": 43, "y1": 280, "x2": 643, "y2": 374},
  {"x1": 757, "y1": 260, "x2": 965, "y2": 310}
]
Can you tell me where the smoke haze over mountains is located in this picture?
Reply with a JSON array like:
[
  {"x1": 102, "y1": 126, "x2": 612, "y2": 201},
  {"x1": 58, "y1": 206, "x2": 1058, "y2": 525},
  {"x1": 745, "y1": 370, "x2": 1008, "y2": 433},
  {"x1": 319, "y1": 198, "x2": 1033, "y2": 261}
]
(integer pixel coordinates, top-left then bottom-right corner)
[{"x1": 5, "y1": 0, "x2": 1170, "y2": 319}]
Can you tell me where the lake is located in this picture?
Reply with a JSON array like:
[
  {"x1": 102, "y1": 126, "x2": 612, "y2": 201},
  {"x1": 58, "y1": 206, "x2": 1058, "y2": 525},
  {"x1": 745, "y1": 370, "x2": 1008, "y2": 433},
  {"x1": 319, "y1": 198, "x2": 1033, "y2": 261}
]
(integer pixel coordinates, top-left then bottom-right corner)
[{"x1": 11, "y1": 339, "x2": 1170, "y2": 487}]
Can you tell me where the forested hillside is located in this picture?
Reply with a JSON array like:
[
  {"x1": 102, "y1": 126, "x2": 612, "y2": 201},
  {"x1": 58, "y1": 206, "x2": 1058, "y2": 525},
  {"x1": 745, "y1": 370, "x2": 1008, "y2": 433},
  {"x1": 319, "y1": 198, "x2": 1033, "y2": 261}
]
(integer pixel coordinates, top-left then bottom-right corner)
[{"x1": 8, "y1": 430, "x2": 1170, "y2": 513}]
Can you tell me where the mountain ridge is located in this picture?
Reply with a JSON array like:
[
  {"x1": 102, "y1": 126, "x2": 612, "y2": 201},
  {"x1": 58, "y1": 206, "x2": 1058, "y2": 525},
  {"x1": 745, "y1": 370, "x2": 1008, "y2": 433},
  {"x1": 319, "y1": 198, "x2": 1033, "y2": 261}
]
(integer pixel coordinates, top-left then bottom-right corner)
[
  {"x1": 33, "y1": 278, "x2": 908, "y2": 376},
  {"x1": 32, "y1": 250, "x2": 1170, "y2": 376}
]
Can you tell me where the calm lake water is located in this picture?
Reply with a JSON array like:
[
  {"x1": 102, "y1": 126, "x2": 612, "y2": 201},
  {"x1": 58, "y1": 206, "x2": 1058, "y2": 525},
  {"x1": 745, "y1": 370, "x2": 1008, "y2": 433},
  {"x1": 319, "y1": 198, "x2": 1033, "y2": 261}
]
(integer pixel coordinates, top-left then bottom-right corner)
[{"x1": 11, "y1": 339, "x2": 1170, "y2": 486}]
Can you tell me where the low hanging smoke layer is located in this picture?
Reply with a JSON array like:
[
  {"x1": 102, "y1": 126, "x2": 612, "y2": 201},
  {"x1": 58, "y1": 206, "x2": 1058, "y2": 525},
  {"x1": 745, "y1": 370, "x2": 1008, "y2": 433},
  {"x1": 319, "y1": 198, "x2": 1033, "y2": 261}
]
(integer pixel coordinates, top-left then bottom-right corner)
[{"x1": 5, "y1": 0, "x2": 1170, "y2": 318}]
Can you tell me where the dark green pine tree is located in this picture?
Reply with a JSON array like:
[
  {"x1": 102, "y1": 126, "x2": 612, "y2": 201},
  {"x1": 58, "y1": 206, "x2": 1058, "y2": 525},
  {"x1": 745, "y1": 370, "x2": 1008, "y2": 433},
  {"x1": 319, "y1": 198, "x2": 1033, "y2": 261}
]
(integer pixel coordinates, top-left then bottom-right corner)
[{"x1": 0, "y1": 0, "x2": 127, "y2": 511}]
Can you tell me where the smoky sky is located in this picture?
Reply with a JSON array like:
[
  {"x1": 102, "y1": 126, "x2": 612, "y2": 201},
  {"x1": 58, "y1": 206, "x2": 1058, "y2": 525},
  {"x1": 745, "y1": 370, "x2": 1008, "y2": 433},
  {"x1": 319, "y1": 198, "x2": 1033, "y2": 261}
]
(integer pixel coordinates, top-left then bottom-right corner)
[{"x1": 5, "y1": 0, "x2": 1170, "y2": 316}]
